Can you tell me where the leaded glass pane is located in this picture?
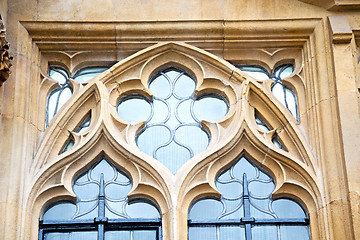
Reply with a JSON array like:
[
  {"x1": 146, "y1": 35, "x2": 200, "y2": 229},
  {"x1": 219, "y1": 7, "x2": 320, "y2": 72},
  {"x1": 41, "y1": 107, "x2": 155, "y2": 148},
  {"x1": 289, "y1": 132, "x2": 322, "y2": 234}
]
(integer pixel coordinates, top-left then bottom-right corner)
[
  {"x1": 285, "y1": 87, "x2": 298, "y2": 119},
  {"x1": 189, "y1": 199, "x2": 223, "y2": 220},
  {"x1": 188, "y1": 226, "x2": 217, "y2": 240},
  {"x1": 255, "y1": 112, "x2": 271, "y2": 132},
  {"x1": 105, "y1": 231, "x2": 130, "y2": 240},
  {"x1": 188, "y1": 156, "x2": 310, "y2": 240},
  {"x1": 252, "y1": 225, "x2": 277, "y2": 240},
  {"x1": 76, "y1": 113, "x2": 91, "y2": 133},
  {"x1": 272, "y1": 136, "x2": 284, "y2": 150},
  {"x1": 61, "y1": 138, "x2": 74, "y2": 153},
  {"x1": 118, "y1": 67, "x2": 229, "y2": 174},
  {"x1": 117, "y1": 96, "x2": 152, "y2": 123},
  {"x1": 236, "y1": 64, "x2": 299, "y2": 121},
  {"x1": 44, "y1": 232, "x2": 97, "y2": 240},
  {"x1": 237, "y1": 66, "x2": 269, "y2": 81},
  {"x1": 219, "y1": 225, "x2": 246, "y2": 240},
  {"x1": 280, "y1": 226, "x2": 310, "y2": 240},
  {"x1": 272, "y1": 199, "x2": 306, "y2": 218},
  {"x1": 193, "y1": 95, "x2": 228, "y2": 122},
  {"x1": 73, "y1": 67, "x2": 109, "y2": 82},
  {"x1": 42, "y1": 159, "x2": 160, "y2": 220},
  {"x1": 46, "y1": 66, "x2": 109, "y2": 126},
  {"x1": 272, "y1": 83, "x2": 286, "y2": 106},
  {"x1": 41, "y1": 158, "x2": 161, "y2": 240},
  {"x1": 43, "y1": 202, "x2": 76, "y2": 221}
]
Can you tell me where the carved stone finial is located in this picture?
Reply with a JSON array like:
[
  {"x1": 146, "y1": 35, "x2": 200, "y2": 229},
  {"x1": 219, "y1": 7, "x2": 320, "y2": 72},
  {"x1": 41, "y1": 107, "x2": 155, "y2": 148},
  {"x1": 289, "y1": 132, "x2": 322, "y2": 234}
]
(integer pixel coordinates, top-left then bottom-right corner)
[{"x1": 0, "y1": 19, "x2": 13, "y2": 86}]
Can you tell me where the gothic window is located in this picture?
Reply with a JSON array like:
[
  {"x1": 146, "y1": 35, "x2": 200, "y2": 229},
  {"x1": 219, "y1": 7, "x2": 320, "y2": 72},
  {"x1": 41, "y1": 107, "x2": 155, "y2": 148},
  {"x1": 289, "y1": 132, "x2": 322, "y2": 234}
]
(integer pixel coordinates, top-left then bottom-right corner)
[
  {"x1": 46, "y1": 67, "x2": 109, "y2": 126},
  {"x1": 237, "y1": 64, "x2": 299, "y2": 121},
  {"x1": 188, "y1": 156, "x2": 310, "y2": 240},
  {"x1": 33, "y1": 43, "x2": 319, "y2": 240},
  {"x1": 39, "y1": 158, "x2": 161, "y2": 240},
  {"x1": 117, "y1": 67, "x2": 228, "y2": 174}
]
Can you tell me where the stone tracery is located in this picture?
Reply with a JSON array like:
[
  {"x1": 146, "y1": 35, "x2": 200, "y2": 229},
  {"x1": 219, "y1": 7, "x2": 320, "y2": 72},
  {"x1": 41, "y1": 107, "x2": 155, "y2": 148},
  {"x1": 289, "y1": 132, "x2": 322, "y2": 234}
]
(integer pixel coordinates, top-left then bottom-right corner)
[{"x1": 28, "y1": 42, "x2": 321, "y2": 240}]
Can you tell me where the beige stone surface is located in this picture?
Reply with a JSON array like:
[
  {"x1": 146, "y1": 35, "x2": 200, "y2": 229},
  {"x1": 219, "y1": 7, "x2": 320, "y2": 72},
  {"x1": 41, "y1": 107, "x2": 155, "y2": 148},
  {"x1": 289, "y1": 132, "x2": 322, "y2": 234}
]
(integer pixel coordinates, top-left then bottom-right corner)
[{"x1": 1, "y1": 0, "x2": 360, "y2": 239}]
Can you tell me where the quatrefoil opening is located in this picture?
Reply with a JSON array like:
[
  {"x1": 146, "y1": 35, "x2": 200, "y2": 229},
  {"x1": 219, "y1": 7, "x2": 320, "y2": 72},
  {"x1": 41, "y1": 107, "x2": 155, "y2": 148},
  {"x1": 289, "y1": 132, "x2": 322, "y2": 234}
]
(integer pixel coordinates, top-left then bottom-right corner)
[{"x1": 117, "y1": 67, "x2": 229, "y2": 174}]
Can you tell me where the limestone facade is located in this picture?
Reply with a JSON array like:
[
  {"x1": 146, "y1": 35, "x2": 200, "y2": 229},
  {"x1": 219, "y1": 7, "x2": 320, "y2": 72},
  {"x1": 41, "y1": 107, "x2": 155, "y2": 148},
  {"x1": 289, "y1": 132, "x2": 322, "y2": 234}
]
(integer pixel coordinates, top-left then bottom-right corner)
[{"x1": 0, "y1": 0, "x2": 360, "y2": 239}]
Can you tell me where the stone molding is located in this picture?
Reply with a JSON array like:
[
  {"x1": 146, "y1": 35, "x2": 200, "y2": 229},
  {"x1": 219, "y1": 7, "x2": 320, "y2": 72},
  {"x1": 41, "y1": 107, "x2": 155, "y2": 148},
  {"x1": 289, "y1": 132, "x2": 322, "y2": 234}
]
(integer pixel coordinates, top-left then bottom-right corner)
[
  {"x1": 27, "y1": 42, "x2": 322, "y2": 240},
  {"x1": 13, "y1": 18, "x2": 356, "y2": 240}
]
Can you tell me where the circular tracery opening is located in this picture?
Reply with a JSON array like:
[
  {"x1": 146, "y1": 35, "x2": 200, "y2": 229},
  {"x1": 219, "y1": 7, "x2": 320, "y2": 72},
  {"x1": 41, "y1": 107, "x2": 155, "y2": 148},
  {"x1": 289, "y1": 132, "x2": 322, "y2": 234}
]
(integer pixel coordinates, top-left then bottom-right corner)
[{"x1": 117, "y1": 67, "x2": 229, "y2": 173}]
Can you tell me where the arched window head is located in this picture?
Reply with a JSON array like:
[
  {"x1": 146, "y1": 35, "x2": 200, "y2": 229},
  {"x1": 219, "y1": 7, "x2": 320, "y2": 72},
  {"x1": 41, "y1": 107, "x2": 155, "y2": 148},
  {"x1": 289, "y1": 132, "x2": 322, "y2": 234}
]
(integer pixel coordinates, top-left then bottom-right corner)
[
  {"x1": 237, "y1": 64, "x2": 299, "y2": 121},
  {"x1": 46, "y1": 66, "x2": 109, "y2": 126},
  {"x1": 117, "y1": 67, "x2": 229, "y2": 173},
  {"x1": 188, "y1": 156, "x2": 310, "y2": 240},
  {"x1": 40, "y1": 158, "x2": 161, "y2": 240}
]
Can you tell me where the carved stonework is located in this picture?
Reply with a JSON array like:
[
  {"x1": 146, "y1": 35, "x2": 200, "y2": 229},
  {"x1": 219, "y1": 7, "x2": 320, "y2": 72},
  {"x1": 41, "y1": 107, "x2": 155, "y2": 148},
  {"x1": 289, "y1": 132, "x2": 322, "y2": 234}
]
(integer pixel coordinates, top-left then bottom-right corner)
[{"x1": 0, "y1": 19, "x2": 12, "y2": 86}]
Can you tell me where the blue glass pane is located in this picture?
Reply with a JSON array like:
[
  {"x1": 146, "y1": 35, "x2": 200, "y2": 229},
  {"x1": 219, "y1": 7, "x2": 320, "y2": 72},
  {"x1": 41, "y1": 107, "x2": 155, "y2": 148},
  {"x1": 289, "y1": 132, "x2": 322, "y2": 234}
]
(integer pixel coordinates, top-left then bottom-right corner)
[
  {"x1": 174, "y1": 74, "x2": 196, "y2": 98},
  {"x1": 126, "y1": 201, "x2": 160, "y2": 219},
  {"x1": 149, "y1": 74, "x2": 171, "y2": 98},
  {"x1": 76, "y1": 113, "x2": 91, "y2": 133},
  {"x1": 276, "y1": 65, "x2": 294, "y2": 79},
  {"x1": 252, "y1": 225, "x2": 278, "y2": 240},
  {"x1": 272, "y1": 83, "x2": 286, "y2": 106},
  {"x1": 280, "y1": 226, "x2": 310, "y2": 240},
  {"x1": 250, "y1": 198, "x2": 275, "y2": 219},
  {"x1": 47, "y1": 90, "x2": 60, "y2": 121},
  {"x1": 73, "y1": 67, "x2": 109, "y2": 82},
  {"x1": 45, "y1": 232, "x2": 96, "y2": 240},
  {"x1": 174, "y1": 125, "x2": 209, "y2": 156},
  {"x1": 42, "y1": 202, "x2": 76, "y2": 221},
  {"x1": 285, "y1": 87, "x2": 298, "y2": 119},
  {"x1": 189, "y1": 199, "x2": 223, "y2": 220},
  {"x1": 177, "y1": 99, "x2": 195, "y2": 123},
  {"x1": 219, "y1": 226, "x2": 245, "y2": 240},
  {"x1": 137, "y1": 125, "x2": 171, "y2": 158},
  {"x1": 237, "y1": 64, "x2": 298, "y2": 121},
  {"x1": 272, "y1": 136, "x2": 284, "y2": 150},
  {"x1": 150, "y1": 100, "x2": 168, "y2": 123},
  {"x1": 272, "y1": 199, "x2": 306, "y2": 218},
  {"x1": 133, "y1": 230, "x2": 158, "y2": 239},
  {"x1": 44, "y1": 232, "x2": 68, "y2": 240},
  {"x1": 255, "y1": 113, "x2": 271, "y2": 132},
  {"x1": 73, "y1": 181, "x2": 99, "y2": 200},
  {"x1": 156, "y1": 141, "x2": 190, "y2": 173},
  {"x1": 49, "y1": 69, "x2": 68, "y2": 85},
  {"x1": 193, "y1": 95, "x2": 228, "y2": 122},
  {"x1": 238, "y1": 66, "x2": 269, "y2": 81},
  {"x1": 117, "y1": 96, "x2": 152, "y2": 123},
  {"x1": 128, "y1": 68, "x2": 229, "y2": 173},
  {"x1": 44, "y1": 158, "x2": 160, "y2": 221},
  {"x1": 105, "y1": 231, "x2": 130, "y2": 240},
  {"x1": 61, "y1": 138, "x2": 74, "y2": 153},
  {"x1": 188, "y1": 226, "x2": 217, "y2": 240}
]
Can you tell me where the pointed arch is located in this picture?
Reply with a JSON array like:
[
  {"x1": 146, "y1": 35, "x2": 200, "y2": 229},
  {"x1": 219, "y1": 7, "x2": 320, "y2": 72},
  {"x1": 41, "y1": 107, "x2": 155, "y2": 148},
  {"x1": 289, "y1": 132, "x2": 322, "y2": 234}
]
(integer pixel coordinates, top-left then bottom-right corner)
[{"x1": 27, "y1": 42, "x2": 323, "y2": 240}]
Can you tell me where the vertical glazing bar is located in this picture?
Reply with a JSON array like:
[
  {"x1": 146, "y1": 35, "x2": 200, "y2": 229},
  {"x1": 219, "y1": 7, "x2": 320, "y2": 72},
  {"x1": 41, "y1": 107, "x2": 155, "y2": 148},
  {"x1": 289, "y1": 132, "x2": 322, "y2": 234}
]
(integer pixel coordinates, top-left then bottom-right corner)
[
  {"x1": 98, "y1": 173, "x2": 105, "y2": 240},
  {"x1": 38, "y1": 229, "x2": 44, "y2": 240},
  {"x1": 243, "y1": 173, "x2": 252, "y2": 240}
]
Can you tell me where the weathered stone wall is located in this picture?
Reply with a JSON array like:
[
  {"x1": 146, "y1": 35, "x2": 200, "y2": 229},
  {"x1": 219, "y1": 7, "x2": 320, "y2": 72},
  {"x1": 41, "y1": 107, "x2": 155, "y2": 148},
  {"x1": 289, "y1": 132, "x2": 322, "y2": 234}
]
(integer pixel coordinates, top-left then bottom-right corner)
[{"x1": 1, "y1": 0, "x2": 359, "y2": 239}]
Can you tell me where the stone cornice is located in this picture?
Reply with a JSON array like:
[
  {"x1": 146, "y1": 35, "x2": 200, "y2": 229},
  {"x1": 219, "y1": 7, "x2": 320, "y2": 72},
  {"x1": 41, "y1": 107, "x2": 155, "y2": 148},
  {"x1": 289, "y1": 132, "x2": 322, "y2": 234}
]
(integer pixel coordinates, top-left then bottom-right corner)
[
  {"x1": 298, "y1": 0, "x2": 360, "y2": 11},
  {"x1": 21, "y1": 19, "x2": 321, "y2": 52}
]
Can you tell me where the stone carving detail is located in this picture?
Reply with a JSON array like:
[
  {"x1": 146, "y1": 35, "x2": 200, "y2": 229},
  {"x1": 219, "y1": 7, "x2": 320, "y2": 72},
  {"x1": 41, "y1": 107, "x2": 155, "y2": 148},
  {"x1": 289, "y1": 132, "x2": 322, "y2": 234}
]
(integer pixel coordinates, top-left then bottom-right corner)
[{"x1": 0, "y1": 19, "x2": 13, "y2": 86}]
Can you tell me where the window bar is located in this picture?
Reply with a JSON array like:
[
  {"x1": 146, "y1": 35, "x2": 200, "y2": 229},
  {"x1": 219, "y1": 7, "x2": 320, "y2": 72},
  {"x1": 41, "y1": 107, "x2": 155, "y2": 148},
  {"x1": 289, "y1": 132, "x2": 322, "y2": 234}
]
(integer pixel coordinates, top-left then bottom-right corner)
[
  {"x1": 242, "y1": 173, "x2": 253, "y2": 240},
  {"x1": 95, "y1": 173, "x2": 107, "y2": 240}
]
